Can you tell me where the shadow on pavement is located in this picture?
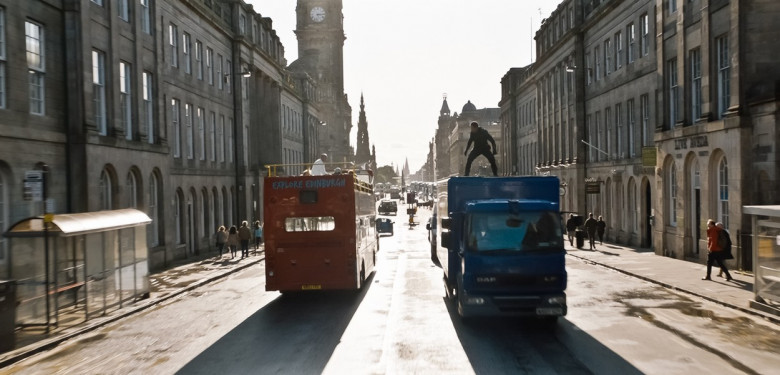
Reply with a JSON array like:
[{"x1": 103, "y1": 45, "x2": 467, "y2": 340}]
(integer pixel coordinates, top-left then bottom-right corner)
[
  {"x1": 595, "y1": 249, "x2": 621, "y2": 256},
  {"x1": 176, "y1": 273, "x2": 375, "y2": 375},
  {"x1": 444, "y1": 298, "x2": 642, "y2": 374}
]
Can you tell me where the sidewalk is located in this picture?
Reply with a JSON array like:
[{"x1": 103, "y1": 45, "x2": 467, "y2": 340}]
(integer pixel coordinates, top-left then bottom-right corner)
[
  {"x1": 565, "y1": 241, "x2": 779, "y2": 324},
  {"x1": 0, "y1": 249, "x2": 264, "y2": 368}
]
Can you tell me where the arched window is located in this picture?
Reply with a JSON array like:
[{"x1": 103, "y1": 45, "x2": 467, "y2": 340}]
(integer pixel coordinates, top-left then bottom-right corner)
[
  {"x1": 229, "y1": 186, "x2": 235, "y2": 225},
  {"x1": 148, "y1": 173, "x2": 161, "y2": 247},
  {"x1": 189, "y1": 189, "x2": 198, "y2": 247},
  {"x1": 0, "y1": 170, "x2": 7, "y2": 264},
  {"x1": 668, "y1": 162, "x2": 678, "y2": 226},
  {"x1": 100, "y1": 168, "x2": 113, "y2": 210},
  {"x1": 202, "y1": 188, "x2": 209, "y2": 238},
  {"x1": 718, "y1": 157, "x2": 729, "y2": 228},
  {"x1": 628, "y1": 179, "x2": 637, "y2": 233},
  {"x1": 175, "y1": 190, "x2": 184, "y2": 244},
  {"x1": 605, "y1": 178, "x2": 612, "y2": 224},
  {"x1": 212, "y1": 187, "x2": 220, "y2": 230},
  {"x1": 126, "y1": 171, "x2": 138, "y2": 208},
  {"x1": 222, "y1": 187, "x2": 229, "y2": 227}
]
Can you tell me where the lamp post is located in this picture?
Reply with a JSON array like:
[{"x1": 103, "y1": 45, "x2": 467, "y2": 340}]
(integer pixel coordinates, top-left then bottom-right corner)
[{"x1": 41, "y1": 164, "x2": 51, "y2": 333}]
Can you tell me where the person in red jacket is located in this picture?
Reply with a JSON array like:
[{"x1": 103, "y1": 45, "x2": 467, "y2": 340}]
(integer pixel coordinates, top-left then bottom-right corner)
[{"x1": 703, "y1": 219, "x2": 732, "y2": 281}]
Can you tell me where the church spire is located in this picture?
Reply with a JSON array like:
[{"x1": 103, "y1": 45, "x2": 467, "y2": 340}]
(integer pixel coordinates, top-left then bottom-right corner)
[{"x1": 355, "y1": 93, "x2": 371, "y2": 165}]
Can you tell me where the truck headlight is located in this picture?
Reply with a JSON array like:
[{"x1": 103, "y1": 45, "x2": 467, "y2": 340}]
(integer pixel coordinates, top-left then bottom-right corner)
[
  {"x1": 548, "y1": 296, "x2": 566, "y2": 304},
  {"x1": 466, "y1": 297, "x2": 486, "y2": 305}
]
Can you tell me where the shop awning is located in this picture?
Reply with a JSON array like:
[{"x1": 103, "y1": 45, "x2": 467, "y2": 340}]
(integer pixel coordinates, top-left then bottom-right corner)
[{"x1": 3, "y1": 208, "x2": 152, "y2": 238}]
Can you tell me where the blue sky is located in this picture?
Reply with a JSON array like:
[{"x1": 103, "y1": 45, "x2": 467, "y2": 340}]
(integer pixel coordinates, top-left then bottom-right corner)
[{"x1": 247, "y1": 0, "x2": 557, "y2": 172}]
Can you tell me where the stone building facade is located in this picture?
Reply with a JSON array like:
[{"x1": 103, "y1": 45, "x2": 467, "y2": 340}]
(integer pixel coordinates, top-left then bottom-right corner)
[
  {"x1": 294, "y1": 0, "x2": 353, "y2": 164},
  {"x1": 653, "y1": 0, "x2": 780, "y2": 269},
  {"x1": 533, "y1": 0, "x2": 586, "y2": 216},
  {"x1": 434, "y1": 97, "x2": 454, "y2": 180},
  {"x1": 0, "y1": 0, "x2": 328, "y2": 275},
  {"x1": 500, "y1": 0, "x2": 780, "y2": 269},
  {"x1": 0, "y1": 0, "x2": 70, "y2": 273},
  {"x1": 499, "y1": 65, "x2": 537, "y2": 177},
  {"x1": 581, "y1": 0, "x2": 658, "y2": 248}
]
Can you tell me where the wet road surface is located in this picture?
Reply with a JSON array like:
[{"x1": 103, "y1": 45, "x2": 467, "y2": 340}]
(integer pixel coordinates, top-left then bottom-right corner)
[{"x1": 3, "y1": 209, "x2": 779, "y2": 374}]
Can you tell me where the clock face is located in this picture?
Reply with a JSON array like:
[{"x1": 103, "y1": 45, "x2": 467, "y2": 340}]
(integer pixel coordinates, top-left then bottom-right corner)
[{"x1": 310, "y1": 6, "x2": 326, "y2": 22}]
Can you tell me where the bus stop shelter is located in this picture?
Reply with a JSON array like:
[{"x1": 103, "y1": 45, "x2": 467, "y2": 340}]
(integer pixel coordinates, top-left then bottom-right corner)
[
  {"x1": 743, "y1": 205, "x2": 780, "y2": 315},
  {"x1": 2, "y1": 209, "x2": 151, "y2": 331}
]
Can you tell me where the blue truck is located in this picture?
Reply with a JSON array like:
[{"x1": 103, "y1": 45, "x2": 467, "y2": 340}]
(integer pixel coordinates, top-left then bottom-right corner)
[{"x1": 433, "y1": 176, "x2": 567, "y2": 320}]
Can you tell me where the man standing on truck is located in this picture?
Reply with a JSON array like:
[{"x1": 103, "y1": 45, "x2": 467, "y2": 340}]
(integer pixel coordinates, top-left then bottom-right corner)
[{"x1": 463, "y1": 122, "x2": 498, "y2": 177}]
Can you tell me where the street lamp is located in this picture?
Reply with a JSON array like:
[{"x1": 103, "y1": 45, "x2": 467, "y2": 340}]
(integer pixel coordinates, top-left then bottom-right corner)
[{"x1": 223, "y1": 70, "x2": 252, "y2": 83}]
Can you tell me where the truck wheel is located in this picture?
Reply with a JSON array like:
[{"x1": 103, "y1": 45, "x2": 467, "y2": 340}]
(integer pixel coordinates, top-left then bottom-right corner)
[{"x1": 456, "y1": 278, "x2": 470, "y2": 320}]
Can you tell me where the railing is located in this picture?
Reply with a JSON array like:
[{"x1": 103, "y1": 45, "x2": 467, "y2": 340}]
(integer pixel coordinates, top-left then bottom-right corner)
[{"x1": 265, "y1": 163, "x2": 374, "y2": 193}]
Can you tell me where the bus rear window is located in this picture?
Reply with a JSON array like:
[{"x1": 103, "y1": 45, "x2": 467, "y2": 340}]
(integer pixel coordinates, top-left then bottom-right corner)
[
  {"x1": 300, "y1": 190, "x2": 318, "y2": 204},
  {"x1": 285, "y1": 217, "x2": 336, "y2": 232}
]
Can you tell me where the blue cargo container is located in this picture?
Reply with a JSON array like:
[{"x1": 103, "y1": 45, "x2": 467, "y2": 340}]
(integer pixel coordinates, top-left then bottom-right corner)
[{"x1": 433, "y1": 176, "x2": 567, "y2": 320}]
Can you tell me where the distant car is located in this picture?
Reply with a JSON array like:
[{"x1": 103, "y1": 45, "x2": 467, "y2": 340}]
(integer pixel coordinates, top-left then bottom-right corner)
[
  {"x1": 376, "y1": 218, "x2": 394, "y2": 236},
  {"x1": 378, "y1": 200, "x2": 398, "y2": 215}
]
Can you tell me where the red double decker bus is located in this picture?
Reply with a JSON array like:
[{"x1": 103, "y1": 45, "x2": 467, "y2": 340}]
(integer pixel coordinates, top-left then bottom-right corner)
[{"x1": 263, "y1": 168, "x2": 378, "y2": 292}]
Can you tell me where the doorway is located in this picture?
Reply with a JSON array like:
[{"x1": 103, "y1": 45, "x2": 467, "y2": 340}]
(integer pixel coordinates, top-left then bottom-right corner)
[
  {"x1": 689, "y1": 162, "x2": 702, "y2": 255},
  {"x1": 187, "y1": 202, "x2": 195, "y2": 256}
]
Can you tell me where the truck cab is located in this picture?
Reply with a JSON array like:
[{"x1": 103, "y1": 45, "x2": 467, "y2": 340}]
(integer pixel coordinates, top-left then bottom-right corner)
[{"x1": 434, "y1": 177, "x2": 567, "y2": 319}]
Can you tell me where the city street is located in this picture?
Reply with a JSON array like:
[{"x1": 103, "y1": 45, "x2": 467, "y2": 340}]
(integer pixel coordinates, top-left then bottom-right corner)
[{"x1": 3, "y1": 208, "x2": 779, "y2": 375}]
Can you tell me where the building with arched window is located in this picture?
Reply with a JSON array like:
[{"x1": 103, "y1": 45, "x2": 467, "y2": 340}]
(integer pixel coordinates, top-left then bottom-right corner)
[
  {"x1": 653, "y1": 0, "x2": 780, "y2": 271},
  {"x1": 0, "y1": 0, "x2": 328, "y2": 276},
  {"x1": 494, "y1": 0, "x2": 780, "y2": 271}
]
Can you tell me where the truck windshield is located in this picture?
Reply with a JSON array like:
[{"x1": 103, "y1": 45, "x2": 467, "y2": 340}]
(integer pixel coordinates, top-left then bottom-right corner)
[{"x1": 466, "y1": 211, "x2": 562, "y2": 252}]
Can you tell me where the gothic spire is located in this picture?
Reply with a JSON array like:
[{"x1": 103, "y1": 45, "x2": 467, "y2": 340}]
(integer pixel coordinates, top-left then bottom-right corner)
[{"x1": 355, "y1": 93, "x2": 371, "y2": 165}]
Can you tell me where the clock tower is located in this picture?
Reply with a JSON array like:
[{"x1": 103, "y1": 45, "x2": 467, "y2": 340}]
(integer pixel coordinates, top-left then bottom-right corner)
[{"x1": 294, "y1": 0, "x2": 351, "y2": 162}]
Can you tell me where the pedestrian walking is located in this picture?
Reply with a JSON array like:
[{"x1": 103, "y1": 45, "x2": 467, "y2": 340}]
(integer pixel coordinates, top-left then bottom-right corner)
[
  {"x1": 716, "y1": 222, "x2": 734, "y2": 278},
  {"x1": 215, "y1": 226, "x2": 228, "y2": 257},
  {"x1": 703, "y1": 219, "x2": 733, "y2": 281},
  {"x1": 584, "y1": 213, "x2": 597, "y2": 250},
  {"x1": 596, "y1": 216, "x2": 606, "y2": 245},
  {"x1": 311, "y1": 153, "x2": 328, "y2": 176},
  {"x1": 227, "y1": 225, "x2": 239, "y2": 259},
  {"x1": 463, "y1": 122, "x2": 498, "y2": 177},
  {"x1": 565, "y1": 214, "x2": 578, "y2": 247},
  {"x1": 254, "y1": 220, "x2": 264, "y2": 253},
  {"x1": 238, "y1": 220, "x2": 252, "y2": 258}
]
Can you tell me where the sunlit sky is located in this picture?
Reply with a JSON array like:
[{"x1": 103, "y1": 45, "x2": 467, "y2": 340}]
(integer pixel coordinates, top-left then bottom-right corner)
[{"x1": 247, "y1": 0, "x2": 557, "y2": 172}]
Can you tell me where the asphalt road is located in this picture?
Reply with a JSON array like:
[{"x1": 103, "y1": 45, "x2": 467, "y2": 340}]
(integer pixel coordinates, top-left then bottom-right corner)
[{"x1": 4, "y1": 207, "x2": 779, "y2": 374}]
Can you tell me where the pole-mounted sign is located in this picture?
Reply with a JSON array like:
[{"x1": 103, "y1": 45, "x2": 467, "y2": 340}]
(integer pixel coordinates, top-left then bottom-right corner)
[{"x1": 24, "y1": 170, "x2": 44, "y2": 202}]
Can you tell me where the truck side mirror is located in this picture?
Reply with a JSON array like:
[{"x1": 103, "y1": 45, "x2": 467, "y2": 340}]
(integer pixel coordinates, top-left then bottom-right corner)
[
  {"x1": 440, "y1": 231, "x2": 450, "y2": 248},
  {"x1": 441, "y1": 217, "x2": 452, "y2": 230}
]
